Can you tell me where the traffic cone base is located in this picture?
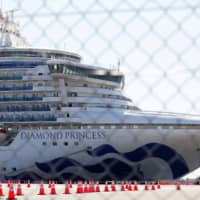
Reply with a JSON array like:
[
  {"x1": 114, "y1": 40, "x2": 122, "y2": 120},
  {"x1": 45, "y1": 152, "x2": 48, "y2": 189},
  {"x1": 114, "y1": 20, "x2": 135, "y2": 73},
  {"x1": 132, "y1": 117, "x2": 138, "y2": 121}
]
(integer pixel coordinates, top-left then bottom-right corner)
[
  {"x1": 38, "y1": 189, "x2": 45, "y2": 195},
  {"x1": 64, "y1": 183, "x2": 70, "y2": 194},
  {"x1": 16, "y1": 187, "x2": 23, "y2": 196},
  {"x1": 121, "y1": 184, "x2": 125, "y2": 191},
  {"x1": 38, "y1": 183, "x2": 45, "y2": 195},
  {"x1": 104, "y1": 185, "x2": 109, "y2": 192},
  {"x1": 84, "y1": 185, "x2": 88, "y2": 193},
  {"x1": 7, "y1": 185, "x2": 16, "y2": 200},
  {"x1": 0, "y1": 185, "x2": 3, "y2": 196},
  {"x1": 50, "y1": 187, "x2": 56, "y2": 195},
  {"x1": 64, "y1": 187, "x2": 70, "y2": 194},
  {"x1": 176, "y1": 184, "x2": 181, "y2": 190},
  {"x1": 76, "y1": 183, "x2": 83, "y2": 193},
  {"x1": 96, "y1": 185, "x2": 100, "y2": 192},
  {"x1": 111, "y1": 185, "x2": 116, "y2": 191},
  {"x1": 134, "y1": 185, "x2": 138, "y2": 191},
  {"x1": 144, "y1": 185, "x2": 148, "y2": 190},
  {"x1": 128, "y1": 185, "x2": 132, "y2": 191},
  {"x1": 151, "y1": 185, "x2": 155, "y2": 190}
]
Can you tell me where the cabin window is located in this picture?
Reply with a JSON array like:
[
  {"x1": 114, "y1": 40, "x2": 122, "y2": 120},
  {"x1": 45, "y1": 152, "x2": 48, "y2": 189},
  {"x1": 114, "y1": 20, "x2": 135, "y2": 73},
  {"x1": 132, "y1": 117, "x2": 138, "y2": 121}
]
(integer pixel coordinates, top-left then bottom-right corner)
[
  {"x1": 64, "y1": 142, "x2": 68, "y2": 146},
  {"x1": 52, "y1": 141, "x2": 57, "y2": 146}
]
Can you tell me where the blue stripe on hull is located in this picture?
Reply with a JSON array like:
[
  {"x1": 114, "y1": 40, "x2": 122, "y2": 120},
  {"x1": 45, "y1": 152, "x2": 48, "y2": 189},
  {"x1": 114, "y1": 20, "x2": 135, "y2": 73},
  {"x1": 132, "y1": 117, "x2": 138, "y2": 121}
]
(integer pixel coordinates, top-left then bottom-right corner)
[{"x1": 5, "y1": 143, "x2": 189, "y2": 181}]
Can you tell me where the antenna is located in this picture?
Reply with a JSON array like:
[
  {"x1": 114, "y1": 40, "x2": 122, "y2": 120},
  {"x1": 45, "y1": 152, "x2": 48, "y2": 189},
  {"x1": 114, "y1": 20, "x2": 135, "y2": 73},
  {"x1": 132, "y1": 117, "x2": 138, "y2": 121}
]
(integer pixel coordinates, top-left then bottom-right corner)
[
  {"x1": 117, "y1": 58, "x2": 120, "y2": 72},
  {"x1": 0, "y1": 0, "x2": 2, "y2": 10},
  {"x1": 5, "y1": 9, "x2": 19, "y2": 22}
]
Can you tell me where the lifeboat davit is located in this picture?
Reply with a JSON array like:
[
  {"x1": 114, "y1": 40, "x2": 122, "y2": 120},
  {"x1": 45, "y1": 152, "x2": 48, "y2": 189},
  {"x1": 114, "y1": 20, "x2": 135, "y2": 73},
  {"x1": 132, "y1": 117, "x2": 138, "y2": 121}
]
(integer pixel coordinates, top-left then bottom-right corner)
[{"x1": 0, "y1": 129, "x2": 7, "y2": 142}]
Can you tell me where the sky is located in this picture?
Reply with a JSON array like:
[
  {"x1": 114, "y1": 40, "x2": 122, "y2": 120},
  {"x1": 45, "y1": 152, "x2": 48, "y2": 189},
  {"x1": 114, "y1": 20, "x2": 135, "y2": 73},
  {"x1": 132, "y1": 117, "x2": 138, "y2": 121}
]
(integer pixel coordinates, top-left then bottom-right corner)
[
  {"x1": 1, "y1": 0, "x2": 200, "y2": 113},
  {"x1": 2, "y1": 0, "x2": 200, "y2": 178}
]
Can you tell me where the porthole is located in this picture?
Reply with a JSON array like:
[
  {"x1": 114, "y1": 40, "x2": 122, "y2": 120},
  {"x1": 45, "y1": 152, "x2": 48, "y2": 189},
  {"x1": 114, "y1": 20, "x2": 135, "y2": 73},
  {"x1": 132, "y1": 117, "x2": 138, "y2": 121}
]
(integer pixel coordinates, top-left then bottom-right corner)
[
  {"x1": 12, "y1": 167, "x2": 16, "y2": 171},
  {"x1": 74, "y1": 141, "x2": 79, "y2": 146},
  {"x1": 42, "y1": 142, "x2": 47, "y2": 146},
  {"x1": 2, "y1": 167, "x2": 6, "y2": 171},
  {"x1": 64, "y1": 142, "x2": 68, "y2": 146},
  {"x1": 87, "y1": 146, "x2": 92, "y2": 150},
  {"x1": 53, "y1": 141, "x2": 57, "y2": 146}
]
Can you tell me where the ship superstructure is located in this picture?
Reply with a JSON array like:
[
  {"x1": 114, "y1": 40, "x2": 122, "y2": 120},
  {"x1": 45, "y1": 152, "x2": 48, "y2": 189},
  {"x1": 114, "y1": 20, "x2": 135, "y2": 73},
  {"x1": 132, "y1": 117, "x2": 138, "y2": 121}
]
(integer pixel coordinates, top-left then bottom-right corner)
[{"x1": 0, "y1": 10, "x2": 200, "y2": 181}]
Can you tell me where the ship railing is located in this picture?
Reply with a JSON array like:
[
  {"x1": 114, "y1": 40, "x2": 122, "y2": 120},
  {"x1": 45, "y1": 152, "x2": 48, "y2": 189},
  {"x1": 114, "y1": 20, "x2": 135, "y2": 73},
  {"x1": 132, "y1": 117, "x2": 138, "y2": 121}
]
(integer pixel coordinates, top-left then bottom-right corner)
[{"x1": 127, "y1": 109, "x2": 200, "y2": 118}]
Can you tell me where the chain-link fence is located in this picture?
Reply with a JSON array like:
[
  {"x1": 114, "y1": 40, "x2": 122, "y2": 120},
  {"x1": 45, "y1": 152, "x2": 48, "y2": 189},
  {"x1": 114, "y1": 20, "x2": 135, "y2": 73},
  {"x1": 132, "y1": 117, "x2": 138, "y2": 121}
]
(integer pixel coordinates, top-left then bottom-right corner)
[
  {"x1": 1, "y1": 0, "x2": 200, "y2": 199},
  {"x1": 6, "y1": 0, "x2": 199, "y2": 113}
]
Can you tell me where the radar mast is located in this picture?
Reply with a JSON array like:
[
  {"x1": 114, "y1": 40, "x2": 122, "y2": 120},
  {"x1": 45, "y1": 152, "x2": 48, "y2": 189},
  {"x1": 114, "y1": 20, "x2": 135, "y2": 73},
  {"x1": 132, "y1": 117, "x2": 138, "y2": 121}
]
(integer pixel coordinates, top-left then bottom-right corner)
[{"x1": 0, "y1": 9, "x2": 29, "y2": 48}]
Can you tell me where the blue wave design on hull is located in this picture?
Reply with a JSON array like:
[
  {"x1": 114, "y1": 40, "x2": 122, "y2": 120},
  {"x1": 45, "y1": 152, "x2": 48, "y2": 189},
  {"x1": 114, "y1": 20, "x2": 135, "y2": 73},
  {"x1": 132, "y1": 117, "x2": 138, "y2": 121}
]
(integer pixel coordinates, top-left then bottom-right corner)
[
  {"x1": 86, "y1": 143, "x2": 189, "y2": 178},
  {"x1": 6, "y1": 143, "x2": 189, "y2": 181}
]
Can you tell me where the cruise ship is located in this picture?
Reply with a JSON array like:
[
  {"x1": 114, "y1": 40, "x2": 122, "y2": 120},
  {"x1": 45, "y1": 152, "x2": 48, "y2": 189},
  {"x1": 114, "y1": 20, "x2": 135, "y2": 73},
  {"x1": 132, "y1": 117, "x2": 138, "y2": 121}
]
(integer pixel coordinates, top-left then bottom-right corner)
[{"x1": 0, "y1": 10, "x2": 200, "y2": 182}]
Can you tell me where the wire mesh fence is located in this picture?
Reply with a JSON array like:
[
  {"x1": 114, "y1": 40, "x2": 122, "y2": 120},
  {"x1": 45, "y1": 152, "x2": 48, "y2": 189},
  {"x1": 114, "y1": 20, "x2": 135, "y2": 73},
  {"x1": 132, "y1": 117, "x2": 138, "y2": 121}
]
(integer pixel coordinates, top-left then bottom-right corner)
[
  {"x1": 1, "y1": 0, "x2": 200, "y2": 199},
  {"x1": 6, "y1": 0, "x2": 199, "y2": 113}
]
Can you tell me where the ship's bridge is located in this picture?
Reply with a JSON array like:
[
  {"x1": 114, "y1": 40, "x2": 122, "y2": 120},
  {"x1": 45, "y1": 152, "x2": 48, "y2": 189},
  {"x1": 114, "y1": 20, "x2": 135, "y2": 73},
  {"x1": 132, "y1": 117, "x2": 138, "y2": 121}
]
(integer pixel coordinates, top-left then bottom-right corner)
[{"x1": 48, "y1": 60, "x2": 124, "y2": 87}]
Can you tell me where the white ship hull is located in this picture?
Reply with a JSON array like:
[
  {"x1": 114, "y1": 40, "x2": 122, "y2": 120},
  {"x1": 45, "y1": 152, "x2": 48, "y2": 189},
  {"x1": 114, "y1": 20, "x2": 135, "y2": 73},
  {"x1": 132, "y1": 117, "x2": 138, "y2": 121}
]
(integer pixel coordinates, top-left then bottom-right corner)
[
  {"x1": 0, "y1": 127, "x2": 199, "y2": 181},
  {"x1": 0, "y1": 13, "x2": 199, "y2": 181}
]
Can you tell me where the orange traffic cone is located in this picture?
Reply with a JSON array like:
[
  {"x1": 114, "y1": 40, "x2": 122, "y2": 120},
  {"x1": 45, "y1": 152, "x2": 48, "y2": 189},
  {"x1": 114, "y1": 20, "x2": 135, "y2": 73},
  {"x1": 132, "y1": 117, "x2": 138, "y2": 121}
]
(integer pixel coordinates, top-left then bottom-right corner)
[
  {"x1": 84, "y1": 182, "x2": 88, "y2": 193},
  {"x1": 0, "y1": 182, "x2": 3, "y2": 196},
  {"x1": 16, "y1": 182, "x2": 23, "y2": 196},
  {"x1": 50, "y1": 181, "x2": 56, "y2": 195},
  {"x1": 157, "y1": 181, "x2": 161, "y2": 189},
  {"x1": 7, "y1": 184, "x2": 16, "y2": 200},
  {"x1": 151, "y1": 181, "x2": 156, "y2": 190},
  {"x1": 69, "y1": 180, "x2": 72, "y2": 188},
  {"x1": 76, "y1": 181, "x2": 83, "y2": 193},
  {"x1": 144, "y1": 181, "x2": 148, "y2": 190},
  {"x1": 38, "y1": 181, "x2": 45, "y2": 195},
  {"x1": 134, "y1": 181, "x2": 138, "y2": 191},
  {"x1": 176, "y1": 182, "x2": 181, "y2": 190},
  {"x1": 48, "y1": 180, "x2": 51, "y2": 188},
  {"x1": 27, "y1": 180, "x2": 31, "y2": 188},
  {"x1": 7, "y1": 180, "x2": 11, "y2": 188},
  {"x1": 64, "y1": 181, "x2": 70, "y2": 194},
  {"x1": 125, "y1": 181, "x2": 129, "y2": 189},
  {"x1": 128, "y1": 184, "x2": 132, "y2": 191},
  {"x1": 88, "y1": 182, "x2": 93, "y2": 192},
  {"x1": 96, "y1": 181, "x2": 100, "y2": 192},
  {"x1": 121, "y1": 182, "x2": 125, "y2": 191},
  {"x1": 104, "y1": 181, "x2": 109, "y2": 192},
  {"x1": 111, "y1": 181, "x2": 116, "y2": 191}
]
